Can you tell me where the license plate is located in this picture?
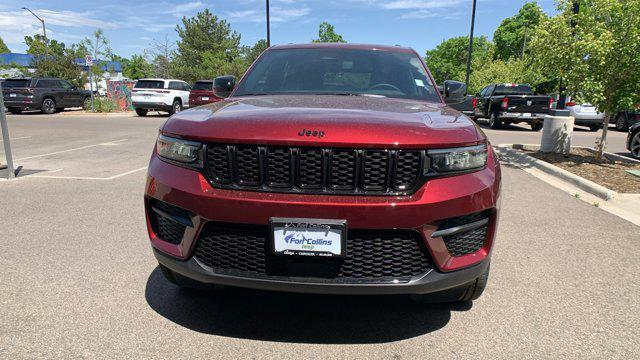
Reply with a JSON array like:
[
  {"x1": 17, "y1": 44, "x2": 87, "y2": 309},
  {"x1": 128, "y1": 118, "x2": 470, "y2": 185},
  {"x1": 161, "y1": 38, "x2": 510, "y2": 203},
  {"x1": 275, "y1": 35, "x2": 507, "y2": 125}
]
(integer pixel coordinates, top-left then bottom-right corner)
[
  {"x1": 9, "y1": 93, "x2": 16, "y2": 97},
  {"x1": 522, "y1": 113, "x2": 532, "y2": 117},
  {"x1": 270, "y1": 218, "x2": 346, "y2": 257},
  {"x1": 201, "y1": 97, "x2": 209, "y2": 101}
]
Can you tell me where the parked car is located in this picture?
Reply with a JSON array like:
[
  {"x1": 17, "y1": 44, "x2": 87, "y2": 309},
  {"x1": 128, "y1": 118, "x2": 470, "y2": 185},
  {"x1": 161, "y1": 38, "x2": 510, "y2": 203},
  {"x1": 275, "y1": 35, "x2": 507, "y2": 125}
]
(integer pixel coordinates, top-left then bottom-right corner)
[
  {"x1": 472, "y1": 83, "x2": 552, "y2": 131},
  {"x1": 615, "y1": 109, "x2": 640, "y2": 132},
  {"x1": 627, "y1": 122, "x2": 640, "y2": 159},
  {"x1": 131, "y1": 79, "x2": 191, "y2": 116},
  {"x1": 1, "y1": 77, "x2": 91, "y2": 114},
  {"x1": 188, "y1": 79, "x2": 227, "y2": 107},
  {"x1": 565, "y1": 102, "x2": 604, "y2": 132},
  {"x1": 145, "y1": 43, "x2": 501, "y2": 304}
]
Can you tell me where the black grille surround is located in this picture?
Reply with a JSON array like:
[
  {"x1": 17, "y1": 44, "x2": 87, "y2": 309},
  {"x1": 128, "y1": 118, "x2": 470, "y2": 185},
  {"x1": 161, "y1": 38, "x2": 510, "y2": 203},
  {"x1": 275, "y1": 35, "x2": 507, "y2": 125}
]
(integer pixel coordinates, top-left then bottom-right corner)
[
  {"x1": 193, "y1": 223, "x2": 432, "y2": 284},
  {"x1": 148, "y1": 200, "x2": 192, "y2": 245},
  {"x1": 438, "y1": 211, "x2": 491, "y2": 257},
  {"x1": 204, "y1": 144, "x2": 427, "y2": 196}
]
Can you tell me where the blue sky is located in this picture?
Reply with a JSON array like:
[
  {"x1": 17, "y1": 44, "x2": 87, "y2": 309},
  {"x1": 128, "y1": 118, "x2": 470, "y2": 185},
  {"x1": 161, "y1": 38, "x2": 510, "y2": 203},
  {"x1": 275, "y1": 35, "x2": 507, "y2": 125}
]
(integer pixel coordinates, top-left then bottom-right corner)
[{"x1": 0, "y1": 0, "x2": 557, "y2": 58}]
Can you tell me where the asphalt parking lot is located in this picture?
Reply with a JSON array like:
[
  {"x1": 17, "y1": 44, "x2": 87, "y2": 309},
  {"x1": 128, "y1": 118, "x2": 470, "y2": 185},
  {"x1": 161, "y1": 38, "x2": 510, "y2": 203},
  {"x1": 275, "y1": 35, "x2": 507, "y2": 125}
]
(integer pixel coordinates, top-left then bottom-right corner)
[{"x1": 1, "y1": 113, "x2": 638, "y2": 359}]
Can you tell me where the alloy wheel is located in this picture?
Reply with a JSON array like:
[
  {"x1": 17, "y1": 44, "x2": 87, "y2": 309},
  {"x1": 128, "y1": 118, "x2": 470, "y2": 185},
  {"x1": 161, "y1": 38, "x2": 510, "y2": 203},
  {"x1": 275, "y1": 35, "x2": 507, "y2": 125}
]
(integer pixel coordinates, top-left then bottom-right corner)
[
  {"x1": 616, "y1": 115, "x2": 628, "y2": 131},
  {"x1": 174, "y1": 102, "x2": 181, "y2": 113},
  {"x1": 43, "y1": 99, "x2": 55, "y2": 114}
]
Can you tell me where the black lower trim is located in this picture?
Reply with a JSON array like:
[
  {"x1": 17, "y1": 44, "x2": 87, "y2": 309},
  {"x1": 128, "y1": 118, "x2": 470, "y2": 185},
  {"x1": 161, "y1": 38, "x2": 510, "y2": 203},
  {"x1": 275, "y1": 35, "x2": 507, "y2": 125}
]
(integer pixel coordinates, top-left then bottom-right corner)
[
  {"x1": 133, "y1": 102, "x2": 172, "y2": 111},
  {"x1": 153, "y1": 248, "x2": 490, "y2": 295}
]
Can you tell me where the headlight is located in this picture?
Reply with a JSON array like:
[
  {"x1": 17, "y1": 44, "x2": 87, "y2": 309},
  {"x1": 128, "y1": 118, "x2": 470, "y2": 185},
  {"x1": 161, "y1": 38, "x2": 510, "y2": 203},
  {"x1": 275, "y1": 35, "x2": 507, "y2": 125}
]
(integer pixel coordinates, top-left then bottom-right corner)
[
  {"x1": 428, "y1": 144, "x2": 488, "y2": 172},
  {"x1": 156, "y1": 134, "x2": 202, "y2": 164}
]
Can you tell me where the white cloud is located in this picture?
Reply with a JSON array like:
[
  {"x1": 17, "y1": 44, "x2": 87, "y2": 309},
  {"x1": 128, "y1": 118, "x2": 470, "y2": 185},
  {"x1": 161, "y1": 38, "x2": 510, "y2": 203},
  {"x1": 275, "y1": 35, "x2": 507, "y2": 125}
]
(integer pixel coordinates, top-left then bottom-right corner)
[
  {"x1": 166, "y1": 1, "x2": 206, "y2": 17},
  {"x1": 0, "y1": 9, "x2": 118, "y2": 49},
  {"x1": 226, "y1": 6, "x2": 310, "y2": 23}
]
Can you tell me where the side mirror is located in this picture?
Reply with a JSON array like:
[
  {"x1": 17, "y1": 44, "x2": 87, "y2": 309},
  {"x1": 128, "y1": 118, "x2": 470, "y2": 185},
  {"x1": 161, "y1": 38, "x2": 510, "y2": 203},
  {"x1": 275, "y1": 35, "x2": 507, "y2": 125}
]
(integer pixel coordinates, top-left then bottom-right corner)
[
  {"x1": 213, "y1": 75, "x2": 236, "y2": 98},
  {"x1": 443, "y1": 80, "x2": 467, "y2": 104}
]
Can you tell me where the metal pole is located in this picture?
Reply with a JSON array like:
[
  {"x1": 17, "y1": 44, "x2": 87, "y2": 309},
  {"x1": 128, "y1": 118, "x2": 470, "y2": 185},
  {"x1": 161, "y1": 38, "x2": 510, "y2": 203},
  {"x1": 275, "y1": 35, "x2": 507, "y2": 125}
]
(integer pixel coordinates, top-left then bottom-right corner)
[
  {"x1": 465, "y1": 0, "x2": 477, "y2": 89},
  {"x1": 22, "y1": 7, "x2": 47, "y2": 58},
  {"x1": 89, "y1": 66, "x2": 95, "y2": 112},
  {"x1": 266, "y1": 0, "x2": 271, "y2": 47},
  {"x1": 42, "y1": 20, "x2": 48, "y2": 58},
  {"x1": 0, "y1": 81, "x2": 16, "y2": 178}
]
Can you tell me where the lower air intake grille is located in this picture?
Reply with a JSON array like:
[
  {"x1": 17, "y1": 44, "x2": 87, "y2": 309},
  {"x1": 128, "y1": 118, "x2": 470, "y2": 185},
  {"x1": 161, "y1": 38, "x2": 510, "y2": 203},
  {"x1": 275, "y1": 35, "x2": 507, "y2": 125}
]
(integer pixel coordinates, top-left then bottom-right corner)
[
  {"x1": 193, "y1": 224, "x2": 432, "y2": 283},
  {"x1": 439, "y1": 211, "x2": 490, "y2": 257},
  {"x1": 149, "y1": 200, "x2": 190, "y2": 245}
]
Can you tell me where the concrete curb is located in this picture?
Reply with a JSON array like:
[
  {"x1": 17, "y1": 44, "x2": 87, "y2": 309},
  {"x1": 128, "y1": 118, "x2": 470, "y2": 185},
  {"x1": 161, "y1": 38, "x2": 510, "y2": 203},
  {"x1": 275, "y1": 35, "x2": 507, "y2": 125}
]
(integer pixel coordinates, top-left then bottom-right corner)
[
  {"x1": 59, "y1": 111, "x2": 135, "y2": 117},
  {"x1": 495, "y1": 144, "x2": 617, "y2": 201}
]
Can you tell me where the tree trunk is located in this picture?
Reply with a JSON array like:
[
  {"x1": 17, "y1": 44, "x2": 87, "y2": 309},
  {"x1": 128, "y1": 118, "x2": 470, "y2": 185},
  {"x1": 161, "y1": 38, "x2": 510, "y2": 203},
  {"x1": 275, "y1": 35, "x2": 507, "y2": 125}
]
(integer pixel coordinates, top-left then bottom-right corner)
[{"x1": 596, "y1": 111, "x2": 611, "y2": 160}]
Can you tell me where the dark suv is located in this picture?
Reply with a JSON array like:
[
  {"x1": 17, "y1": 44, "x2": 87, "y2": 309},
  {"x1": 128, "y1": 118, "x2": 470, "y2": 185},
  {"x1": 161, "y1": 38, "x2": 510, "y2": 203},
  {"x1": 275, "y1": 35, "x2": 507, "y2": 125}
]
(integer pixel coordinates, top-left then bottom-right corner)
[
  {"x1": 1, "y1": 77, "x2": 91, "y2": 114},
  {"x1": 145, "y1": 44, "x2": 501, "y2": 303}
]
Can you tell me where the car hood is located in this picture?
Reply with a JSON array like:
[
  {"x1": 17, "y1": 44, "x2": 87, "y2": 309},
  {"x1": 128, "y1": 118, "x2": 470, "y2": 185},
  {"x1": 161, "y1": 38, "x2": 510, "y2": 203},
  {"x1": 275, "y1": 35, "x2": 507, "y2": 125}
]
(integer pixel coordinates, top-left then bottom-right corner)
[{"x1": 162, "y1": 95, "x2": 482, "y2": 148}]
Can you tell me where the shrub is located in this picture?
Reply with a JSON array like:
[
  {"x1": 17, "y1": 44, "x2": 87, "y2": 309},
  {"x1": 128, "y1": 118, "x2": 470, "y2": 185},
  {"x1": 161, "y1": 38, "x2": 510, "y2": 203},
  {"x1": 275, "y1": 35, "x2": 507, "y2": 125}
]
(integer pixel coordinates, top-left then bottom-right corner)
[{"x1": 85, "y1": 97, "x2": 117, "y2": 113}]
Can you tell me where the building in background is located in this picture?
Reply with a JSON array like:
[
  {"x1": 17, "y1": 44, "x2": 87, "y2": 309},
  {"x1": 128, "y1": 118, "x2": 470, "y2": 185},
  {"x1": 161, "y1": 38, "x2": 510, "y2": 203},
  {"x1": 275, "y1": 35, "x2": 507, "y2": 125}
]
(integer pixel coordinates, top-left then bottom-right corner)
[{"x1": 0, "y1": 53, "x2": 124, "y2": 95}]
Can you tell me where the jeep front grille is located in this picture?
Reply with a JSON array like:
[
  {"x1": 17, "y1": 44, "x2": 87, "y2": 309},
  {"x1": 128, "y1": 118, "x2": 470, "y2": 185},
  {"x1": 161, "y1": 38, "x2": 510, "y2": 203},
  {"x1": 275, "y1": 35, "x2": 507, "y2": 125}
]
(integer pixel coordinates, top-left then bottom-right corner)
[{"x1": 204, "y1": 144, "x2": 427, "y2": 195}]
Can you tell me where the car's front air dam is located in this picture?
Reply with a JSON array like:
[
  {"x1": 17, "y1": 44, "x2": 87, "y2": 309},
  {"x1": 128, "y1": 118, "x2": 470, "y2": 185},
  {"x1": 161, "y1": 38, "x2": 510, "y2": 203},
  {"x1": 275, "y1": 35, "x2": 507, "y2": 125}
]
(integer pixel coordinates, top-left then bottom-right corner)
[{"x1": 145, "y1": 149, "x2": 501, "y2": 273}]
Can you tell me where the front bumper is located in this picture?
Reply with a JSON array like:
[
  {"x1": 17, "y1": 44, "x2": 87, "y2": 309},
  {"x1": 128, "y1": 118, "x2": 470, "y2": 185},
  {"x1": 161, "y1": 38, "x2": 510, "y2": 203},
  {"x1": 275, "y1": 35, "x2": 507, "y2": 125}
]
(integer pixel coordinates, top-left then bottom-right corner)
[
  {"x1": 155, "y1": 247, "x2": 491, "y2": 295},
  {"x1": 145, "y1": 148, "x2": 501, "y2": 294}
]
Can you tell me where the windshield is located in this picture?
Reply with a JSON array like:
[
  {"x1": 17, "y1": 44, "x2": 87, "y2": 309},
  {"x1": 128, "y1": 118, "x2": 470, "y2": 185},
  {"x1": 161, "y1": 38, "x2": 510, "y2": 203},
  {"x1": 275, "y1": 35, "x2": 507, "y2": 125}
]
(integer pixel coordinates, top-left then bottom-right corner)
[
  {"x1": 494, "y1": 84, "x2": 533, "y2": 95},
  {"x1": 234, "y1": 48, "x2": 440, "y2": 102},
  {"x1": 192, "y1": 81, "x2": 213, "y2": 91},
  {"x1": 3, "y1": 79, "x2": 30, "y2": 88},
  {"x1": 135, "y1": 80, "x2": 165, "y2": 89}
]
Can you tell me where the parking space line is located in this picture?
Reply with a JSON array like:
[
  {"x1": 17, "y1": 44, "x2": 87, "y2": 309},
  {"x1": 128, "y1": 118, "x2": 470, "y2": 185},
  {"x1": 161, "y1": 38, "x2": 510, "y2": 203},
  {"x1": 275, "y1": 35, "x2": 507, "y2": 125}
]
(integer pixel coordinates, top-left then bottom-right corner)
[
  {"x1": 0, "y1": 136, "x2": 32, "y2": 142},
  {"x1": 15, "y1": 139, "x2": 129, "y2": 161},
  {"x1": 28, "y1": 166, "x2": 148, "y2": 181}
]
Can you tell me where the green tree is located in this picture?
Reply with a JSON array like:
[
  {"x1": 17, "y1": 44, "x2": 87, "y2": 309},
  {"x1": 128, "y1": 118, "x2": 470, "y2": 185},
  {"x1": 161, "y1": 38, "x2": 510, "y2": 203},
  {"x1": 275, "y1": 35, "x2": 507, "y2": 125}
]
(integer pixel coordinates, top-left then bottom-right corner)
[
  {"x1": 32, "y1": 53, "x2": 86, "y2": 88},
  {"x1": 123, "y1": 54, "x2": 153, "y2": 79},
  {"x1": 0, "y1": 36, "x2": 9, "y2": 53},
  {"x1": 312, "y1": 22, "x2": 346, "y2": 43},
  {"x1": 424, "y1": 36, "x2": 492, "y2": 85},
  {"x1": 493, "y1": 2, "x2": 547, "y2": 61},
  {"x1": 80, "y1": 29, "x2": 112, "y2": 60},
  {"x1": 467, "y1": 52, "x2": 549, "y2": 94},
  {"x1": 530, "y1": 0, "x2": 640, "y2": 158},
  {"x1": 172, "y1": 9, "x2": 242, "y2": 82},
  {"x1": 24, "y1": 34, "x2": 66, "y2": 57},
  {"x1": 244, "y1": 39, "x2": 268, "y2": 64}
]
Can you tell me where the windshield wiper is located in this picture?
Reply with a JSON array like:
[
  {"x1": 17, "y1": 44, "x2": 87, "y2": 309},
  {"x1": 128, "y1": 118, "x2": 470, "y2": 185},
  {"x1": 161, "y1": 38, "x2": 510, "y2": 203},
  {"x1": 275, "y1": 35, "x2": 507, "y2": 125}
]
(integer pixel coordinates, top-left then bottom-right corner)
[{"x1": 326, "y1": 93, "x2": 387, "y2": 98}]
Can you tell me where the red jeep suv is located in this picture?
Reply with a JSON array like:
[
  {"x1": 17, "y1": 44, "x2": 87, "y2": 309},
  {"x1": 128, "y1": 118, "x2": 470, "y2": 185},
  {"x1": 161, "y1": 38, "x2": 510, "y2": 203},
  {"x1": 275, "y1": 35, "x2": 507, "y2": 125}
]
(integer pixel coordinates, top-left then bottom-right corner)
[{"x1": 145, "y1": 44, "x2": 501, "y2": 303}]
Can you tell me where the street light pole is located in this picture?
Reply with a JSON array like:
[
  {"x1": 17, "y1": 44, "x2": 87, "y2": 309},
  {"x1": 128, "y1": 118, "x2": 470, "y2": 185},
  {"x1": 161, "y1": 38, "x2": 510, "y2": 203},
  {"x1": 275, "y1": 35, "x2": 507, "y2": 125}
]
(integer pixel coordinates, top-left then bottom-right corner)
[
  {"x1": 465, "y1": 0, "x2": 477, "y2": 89},
  {"x1": 266, "y1": 0, "x2": 271, "y2": 47},
  {"x1": 22, "y1": 7, "x2": 48, "y2": 58}
]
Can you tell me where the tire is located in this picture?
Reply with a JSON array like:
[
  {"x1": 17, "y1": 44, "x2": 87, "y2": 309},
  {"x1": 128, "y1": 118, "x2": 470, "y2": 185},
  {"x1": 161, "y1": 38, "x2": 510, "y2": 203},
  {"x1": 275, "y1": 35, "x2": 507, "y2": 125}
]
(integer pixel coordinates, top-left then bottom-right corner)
[
  {"x1": 615, "y1": 114, "x2": 629, "y2": 132},
  {"x1": 8, "y1": 107, "x2": 22, "y2": 114},
  {"x1": 411, "y1": 262, "x2": 491, "y2": 304},
  {"x1": 630, "y1": 131, "x2": 640, "y2": 159},
  {"x1": 41, "y1": 98, "x2": 56, "y2": 114},
  {"x1": 82, "y1": 97, "x2": 91, "y2": 110},
  {"x1": 589, "y1": 124, "x2": 601, "y2": 132},
  {"x1": 531, "y1": 122, "x2": 544, "y2": 131},
  {"x1": 488, "y1": 112, "x2": 502, "y2": 129},
  {"x1": 168, "y1": 99, "x2": 182, "y2": 116},
  {"x1": 135, "y1": 108, "x2": 148, "y2": 117}
]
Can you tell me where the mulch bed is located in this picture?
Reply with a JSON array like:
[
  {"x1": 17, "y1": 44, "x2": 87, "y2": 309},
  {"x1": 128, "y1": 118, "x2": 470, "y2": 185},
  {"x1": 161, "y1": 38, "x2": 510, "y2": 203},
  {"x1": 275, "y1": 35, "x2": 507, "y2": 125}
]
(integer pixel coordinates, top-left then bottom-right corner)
[{"x1": 524, "y1": 148, "x2": 640, "y2": 194}]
